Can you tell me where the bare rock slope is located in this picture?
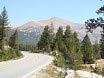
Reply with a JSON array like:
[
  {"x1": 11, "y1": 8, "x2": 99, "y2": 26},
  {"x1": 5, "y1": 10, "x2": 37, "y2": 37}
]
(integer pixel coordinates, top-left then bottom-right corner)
[{"x1": 13, "y1": 17, "x2": 101, "y2": 44}]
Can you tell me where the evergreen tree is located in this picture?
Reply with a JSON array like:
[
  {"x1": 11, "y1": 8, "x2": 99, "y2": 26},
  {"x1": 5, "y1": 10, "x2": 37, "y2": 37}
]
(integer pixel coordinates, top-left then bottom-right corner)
[
  {"x1": 55, "y1": 27, "x2": 64, "y2": 52},
  {"x1": 93, "y1": 42, "x2": 101, "y2": 59},
  {"x1": 49, "y1": 23, "x2": 55, "y2": 51},
  {"x1": 81, "y1": 34, "x2": 95, "y2": 64},
  {"x1": 0, "y1": 7, "x2": 8, "y2": 50},
  {"x1": 1, "y1": 7, "x2": 8, "y2": 39},
  {"x1": 38, "y1": 26, "x2": 52, "y2": 52},
  {"x1": 63, "y1": 25, "x2": 72, "y2": 64},
  {"x1": 64, "y1": 25, "x2": 72, "y2": 49},
  {"x1": 100, "y1": 31, "x2": 104, "y2": 58},
  {"x1": 54, "y1": 52, "x2": 66, "y2": 67},
  {"x1": 73, "y1": 32, "x2": 82, "y2": 61},
  {"x1": 85, "y1": 0, "x2": 104, "y2": 58},
  {"x1": 9, "y1": 30, "x2": 22, "y2": 56},
  {"x1": 0, "y1": 15, "x2": 2, "y2": 50},
  {"x1": 0, "y1": 7, "x2": 22, "y2": 61},
  {"x1": 9, "y1": 30, "x2": 19, "y2": 50},
  {"x1": 72, "y1": 32, "x2": 82, "y2": 69}
]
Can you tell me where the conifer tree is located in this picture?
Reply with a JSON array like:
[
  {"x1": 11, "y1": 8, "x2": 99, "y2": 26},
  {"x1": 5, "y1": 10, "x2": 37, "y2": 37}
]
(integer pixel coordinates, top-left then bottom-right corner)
[
  {"x1": 0, "y1": 7, "x2": 22, "y2": 61},
  {"x1": 81, "y1": 34, "x2": 95, "y2": 64},
  {"x1": 62, "y1": 26, "x2": 82, "y2": 69},
  {"x1": 72, "y1": 32, "x2": 82, "y2": 69},
  {"x1": 55, "y1": 27, "x2": 64, "y2": 52},
  {"x1": 0, "y1": 7, "x2": 8, "y2": 50},
  {"x1": 93, "y1": 42, "x2": 101, "y2": 59},
  {"x1": 0, "y1": 15, "x2": 2, "y2": 50},
  {"x1": 9, "y1": 30, "x2": 19, "y2": 50},
  {"x1": 85, "y1": 0, "x2": 104, "y2": 58},
  {"x1": 9, "y1": 30, "x2": 22, "y2": 56},
  {"x1": 49, "y1": 23, "x2": 55, "y2": 51},
  {"x1": 63, "y1": 25, "x2": 72, "y2": 64},
  {"x1": 38, "y1": 26, "x2": 52, "y2": 52},
  {"x1": 64, "y1": 25, "x2": 72, "y2": 49}
]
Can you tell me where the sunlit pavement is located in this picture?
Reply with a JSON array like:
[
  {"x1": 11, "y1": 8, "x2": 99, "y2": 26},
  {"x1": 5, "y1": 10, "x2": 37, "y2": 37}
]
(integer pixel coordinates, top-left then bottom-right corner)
[{"x1": 0, "y1": 51, "x2": 53, "y2": 78}]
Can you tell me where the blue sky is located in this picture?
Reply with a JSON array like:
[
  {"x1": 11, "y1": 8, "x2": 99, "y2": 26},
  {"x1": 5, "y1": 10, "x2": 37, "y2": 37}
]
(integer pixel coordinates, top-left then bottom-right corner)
[{"x1": 0, "y1": 0, "x2": 103, "y2": 25}]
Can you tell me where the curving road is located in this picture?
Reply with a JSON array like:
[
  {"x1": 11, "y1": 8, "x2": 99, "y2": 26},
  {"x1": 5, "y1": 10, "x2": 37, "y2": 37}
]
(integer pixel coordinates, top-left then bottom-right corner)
[{"x1": 0, "y1": 51, "x2": 53, "y2": 78}]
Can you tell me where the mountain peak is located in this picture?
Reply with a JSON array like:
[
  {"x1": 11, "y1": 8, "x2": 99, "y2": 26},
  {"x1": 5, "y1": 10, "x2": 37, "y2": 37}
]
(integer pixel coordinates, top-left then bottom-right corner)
[
  {"x1": 49, "y1": 17, "x2": 62, "y2": 20},
  {"x1": 49, "y1": 17, "x2": 68, "y2": 22}
]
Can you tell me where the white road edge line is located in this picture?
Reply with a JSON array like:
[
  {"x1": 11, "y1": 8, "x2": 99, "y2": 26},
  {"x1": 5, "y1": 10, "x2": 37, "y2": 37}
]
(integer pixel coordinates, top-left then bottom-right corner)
[{"x1": 22, "y1": 56, "x2": 53, "y2": 78}]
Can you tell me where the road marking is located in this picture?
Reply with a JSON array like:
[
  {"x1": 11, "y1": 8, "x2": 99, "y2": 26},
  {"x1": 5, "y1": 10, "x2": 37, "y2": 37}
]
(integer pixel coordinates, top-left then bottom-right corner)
[
  {"x1": 22, "y1": 56, "x2": 53, "y2": 78},
  {"x1": 0, "y1": 53, "x2": 39, "y2": 71}
]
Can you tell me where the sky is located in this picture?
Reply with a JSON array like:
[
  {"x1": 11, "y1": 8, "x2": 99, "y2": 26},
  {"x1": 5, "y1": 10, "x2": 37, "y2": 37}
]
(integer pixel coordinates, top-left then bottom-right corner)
[{"x1": 0, "y1": 0, "x2": 104, "y2": 26}]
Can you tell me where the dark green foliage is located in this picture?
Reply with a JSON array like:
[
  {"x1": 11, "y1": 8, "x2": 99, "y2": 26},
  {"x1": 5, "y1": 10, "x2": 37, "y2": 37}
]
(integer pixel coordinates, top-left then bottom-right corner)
[
  {"x1": 38, "y1": 25, "x2": 54, "y2": 53},
  {"x1": 55, "y1": 27, "x2": 64, "y2": 52},
  {"x1": 100, "y1": 30, "x2": 104, "y2": 58},
  {"x1": 53, "y1": 25, "x2": 82, "y2": 69},
  {"x1": 49, "y1": 23, "x2": 55, "y2": 51},
  {"x1": 60, "y1": 25, "x2": 82, "y2": 69},
  {"x1": 9, "y1": 30, "x2": 22, "y2": 56},
  {"x1": 0, "y1": 48, "x2": 18, "y2": 61},
  {"x1": 1, "y1": 7, "x2": 8, "y2": 40},
  {"x1": 63, "y1": 25, "x2": 72, "y2": 51},
  {"x1": 0, "y1": 7, "x2": 8, "y2": 50},
  {"x1": 38, "y1": 26, "x2": 50, "y2": 52},
  {"x1": 9, "y1": 30, "x2": 19, "y2": 50},
  {"x1": 93, "y1": 42, "x2": 101, "y2": 59},
  {"x1": 63, "y1": 25, "x2": 73, "y2": 66},
  {"x1": 0, "y1": 16, "x2": 2, "y2": 49},
  {"x1": 19, "y1": 44, "x2": 39, "y2": 53},
  {"x1": 72, "y1": 32, "x2": 82, "y2": 69},
  {"x1": 0, "y1": 7, "x2": 22, "y2": 61},
  {"x1": 54, "y1": 52, "x2": 66, "y2": 67},
  {"x1": 81, "y1": 34, "x2": 95, "y2": 64},
  {"x1": 85, "y1": 1, "x2": 104, "y2": 59},
  {"x1": 0, "y1": 6, "x2": 8, "y2": 51}
]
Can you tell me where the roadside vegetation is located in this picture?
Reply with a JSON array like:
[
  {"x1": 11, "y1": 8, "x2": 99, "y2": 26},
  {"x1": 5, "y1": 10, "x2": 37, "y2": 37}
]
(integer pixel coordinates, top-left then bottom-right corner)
[
  {"x1": 0, "y1": 7, "x2": 22, "y2": 61},
  {"x1": 36, "y1": 0, "x2": 104, "y2": 76},
  {"x1": 35, "y1": 63, "x2": 64, "y2": 78},
  {"x1": 18, "y1": 22, "x2": 103, "y2": 75}
]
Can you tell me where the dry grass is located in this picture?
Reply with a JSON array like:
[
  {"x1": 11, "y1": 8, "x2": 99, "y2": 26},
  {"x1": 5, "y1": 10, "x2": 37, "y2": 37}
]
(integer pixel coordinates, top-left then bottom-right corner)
[
  {"x1": 35, "y1": 63, "x2": 59, "y2": 78},
  {"x1": 96, "y1": 59, "x2": 104, "y2": 68},
  {"x1": 28, "y1": 59, "x2": 104, "y2": 78}
]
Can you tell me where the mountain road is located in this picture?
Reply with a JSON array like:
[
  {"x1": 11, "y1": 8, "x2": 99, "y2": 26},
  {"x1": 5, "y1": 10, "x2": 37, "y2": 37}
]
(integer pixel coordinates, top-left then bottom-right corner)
[{"x1": 0, "y1": 51, "x2": 53, "y2": 78}]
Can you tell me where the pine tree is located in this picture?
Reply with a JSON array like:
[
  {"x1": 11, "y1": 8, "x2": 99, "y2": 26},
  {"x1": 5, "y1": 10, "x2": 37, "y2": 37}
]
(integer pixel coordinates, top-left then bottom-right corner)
[
  {"x1": 93, "y1": 42, "x2": 101, "y2": 59},
  {"x1": 63, "y1": 25, "x2": 72, "y2": 64},
  {"x1": 9, "y1": 30, "x2": 22, "y2": 56},
  {"x1": 49, "y1": 23, "x2": 55, "y2": 51},
  {"x1": 1, "y1": 7, "x2": 8, "y2": 39},
  {"x1": 0, "y1": 15, "x2": 2, "y2": 50},
  {"x1": 53, "y1": 26, "x2": 82, "y2": 69},
  {"x1": 64, "y1": 25, "x2": 72, "y2": 49},
  {"x1": 9, "y1": 30, "x2": 19, "y2": 50},
  {"x1": 85, "y1": 0, "x2": 104, "y2": 58},
  {"x1": 0, "y1": 7, "x2": 8, "y2": 50},
  {"x1": 55, "y1": 27, "x2": 64, "y2": 52},
  {"x1": 38, "y1": 26, "x2": 52, "y2": 53},
  {"x1": 81, "y1": 34, "x2": 95, "y2": 64},
  {"x1": 0, "y1": 7, "x2": 22, "y2": 61},
  {"x1": 72, "y1": 32, "x2": 82, "y2": 69},
  {"x1": 54, "y1": 52, "x2": 66, "y2": 67}
]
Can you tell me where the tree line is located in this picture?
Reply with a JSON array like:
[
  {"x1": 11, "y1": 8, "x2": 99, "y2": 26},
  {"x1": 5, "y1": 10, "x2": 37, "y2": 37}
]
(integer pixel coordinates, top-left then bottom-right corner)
[
  {"x1": 0, "y1": 7, "x2": 22, "y2": 61},
  {"x1": 37, "y1": 24, "x2": 101, "y2": 69}
]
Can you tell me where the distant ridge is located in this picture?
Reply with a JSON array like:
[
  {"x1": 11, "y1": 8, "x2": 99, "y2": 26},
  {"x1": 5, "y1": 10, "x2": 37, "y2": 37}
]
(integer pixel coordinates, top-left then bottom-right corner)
[
  {"x1": 11, "y1": 17, "x2": 101, "y2": 44},
  {"x1": 16, "y1": 17, "x2": 85, "y2": 31}
]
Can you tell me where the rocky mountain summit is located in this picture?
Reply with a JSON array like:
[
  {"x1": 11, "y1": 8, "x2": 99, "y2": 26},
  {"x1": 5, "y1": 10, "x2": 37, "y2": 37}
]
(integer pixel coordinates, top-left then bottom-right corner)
[{"x1": 11, "y1": 17, "x2": 101, "y2": 44}]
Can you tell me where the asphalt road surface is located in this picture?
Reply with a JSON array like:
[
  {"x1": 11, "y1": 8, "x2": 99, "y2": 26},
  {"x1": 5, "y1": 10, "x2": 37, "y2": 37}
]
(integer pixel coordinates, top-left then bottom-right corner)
[{"x1": 0, "y1": 51, "x2": 53, "y2": 78}]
